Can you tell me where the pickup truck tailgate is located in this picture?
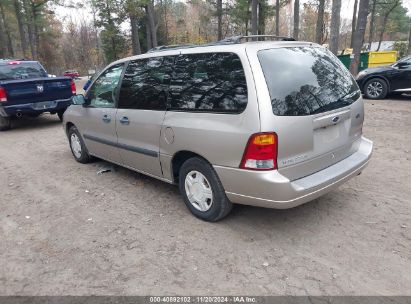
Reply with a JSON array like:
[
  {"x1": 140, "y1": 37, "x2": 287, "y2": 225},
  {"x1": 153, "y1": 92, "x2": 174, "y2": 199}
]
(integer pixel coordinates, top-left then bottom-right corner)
[{"x1": 1, "y1": 77, "x2": 73, "y2": 106}]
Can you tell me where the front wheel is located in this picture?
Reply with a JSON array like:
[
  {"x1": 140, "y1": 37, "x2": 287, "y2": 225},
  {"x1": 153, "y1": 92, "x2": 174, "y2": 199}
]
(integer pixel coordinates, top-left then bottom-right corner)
[
  {"x1": 364, "y1": 78, "x2": 388, "y2": 99},
  {"x1": 68, "y1": 126, "x2": 92, "y2": 163},
  {"x1": 0, "y1": 116, "x2": 11, "y2": 131},
  {"x1": 179, "y1": 157, "x2": 232, "y2": 222}
]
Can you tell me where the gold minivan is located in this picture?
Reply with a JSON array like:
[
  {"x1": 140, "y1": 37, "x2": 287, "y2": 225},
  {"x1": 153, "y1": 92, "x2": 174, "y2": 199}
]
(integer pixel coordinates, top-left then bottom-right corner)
[{"x1": 64, "y1": 36, "x2": 373, "y2": 221}]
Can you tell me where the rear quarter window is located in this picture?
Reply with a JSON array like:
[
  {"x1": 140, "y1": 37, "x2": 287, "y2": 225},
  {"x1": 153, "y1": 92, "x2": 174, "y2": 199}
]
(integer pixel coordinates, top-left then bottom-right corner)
[
  {"x1": 258, "y1": 47, "x2": 360, "y2": 116},
  {"x1": 169, "y1": 52, "x2": 248, "y2": 113}
]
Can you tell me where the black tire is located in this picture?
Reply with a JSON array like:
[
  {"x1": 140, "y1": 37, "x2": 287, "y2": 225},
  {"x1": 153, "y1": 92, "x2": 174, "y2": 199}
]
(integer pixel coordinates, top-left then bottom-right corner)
[
  {"x1": 68, "y1": 125, "x2": 92, "y2": 163},
  {"x1": 364, "y1": 78, "x2": 388, "y2": 99},
  {"x1": 179, "y1": 157, "x2": 232, "y2": 222},
  {"x1": 57, "y1": 109, "x2": 66, "y2": 122},
  {"x1": 0, "y1": 116, "x2": 11, "y2": 131}
]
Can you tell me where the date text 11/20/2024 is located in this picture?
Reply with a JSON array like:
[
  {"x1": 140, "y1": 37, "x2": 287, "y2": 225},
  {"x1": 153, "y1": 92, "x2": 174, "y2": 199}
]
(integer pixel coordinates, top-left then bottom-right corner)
[{"x1": 149, "y1": 296, "x2": 257, "y2": 303}]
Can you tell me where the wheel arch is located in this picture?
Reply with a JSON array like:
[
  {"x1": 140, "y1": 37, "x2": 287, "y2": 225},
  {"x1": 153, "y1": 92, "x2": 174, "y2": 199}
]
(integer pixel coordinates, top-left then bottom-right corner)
[
  {"x1": 170, "y1": 150, "x2": 212, "y2": 184},
  {"x1": 65, "y1": 122, "x2": 75, "y2": 137}
]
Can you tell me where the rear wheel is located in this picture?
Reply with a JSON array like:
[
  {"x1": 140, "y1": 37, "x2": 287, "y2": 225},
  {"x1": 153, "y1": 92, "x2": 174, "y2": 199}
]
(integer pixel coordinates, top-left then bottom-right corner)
[
  {"x1": 0, "y1": 116, "x2": 11, "y2": 131},
  {"x1": 364, "y1": 78, "x2": 388, "y2": 99},
  {"x1": 179, "y1": 157, "x2": 232, "y2": 222},
  {"x1": 68, "y1": 126, "x2": 92, "y2": 163}
]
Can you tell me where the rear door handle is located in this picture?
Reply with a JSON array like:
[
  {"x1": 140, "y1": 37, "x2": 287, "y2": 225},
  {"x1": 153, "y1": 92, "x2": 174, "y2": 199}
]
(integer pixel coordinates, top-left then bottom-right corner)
[
  {"x1": 102, "y1": 114, "x2": 111, "y2": 123},
  {"x1": 119, "y1": 116, "x2": 129, "y2": 125}
]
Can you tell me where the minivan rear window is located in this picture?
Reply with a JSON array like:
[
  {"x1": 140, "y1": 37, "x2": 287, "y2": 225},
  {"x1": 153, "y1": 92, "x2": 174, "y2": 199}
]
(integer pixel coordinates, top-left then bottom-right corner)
[{"x1": 258, "y1": 47, "x2": 360, "y2": 116}]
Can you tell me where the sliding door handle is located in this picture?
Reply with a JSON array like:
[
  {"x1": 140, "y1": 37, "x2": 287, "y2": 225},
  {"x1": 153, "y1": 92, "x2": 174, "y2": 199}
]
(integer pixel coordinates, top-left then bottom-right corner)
[{"x1": 119, "y1": 116, "x2": 130, "y2": 125}]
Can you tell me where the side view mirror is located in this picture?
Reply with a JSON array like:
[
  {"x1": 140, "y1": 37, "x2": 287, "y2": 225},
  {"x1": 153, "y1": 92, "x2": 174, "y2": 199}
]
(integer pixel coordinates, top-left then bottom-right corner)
[
  {"x1": 397, "y1": 62, "x2": 409, "y2": 69},
  {"x1": 72, "y1": 94, "x2": 86, "y2": 105}
]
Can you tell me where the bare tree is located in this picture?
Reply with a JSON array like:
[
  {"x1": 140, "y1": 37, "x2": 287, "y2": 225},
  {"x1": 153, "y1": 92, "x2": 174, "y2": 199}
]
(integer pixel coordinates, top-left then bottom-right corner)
[
  {"x1": 293, "y1": 0, "x2": 299, "y2": 39},
  {"x1": 368, "y1": 0, "x2": 376, "y2": 50},
  {"x1": 258, "y1": 0, "x2": 265, "y2": 35},
  {"x1": 315, "y1": 0, "x2": 325, "y2": 44},
  {"x1": 275, "y1": 0, "x2": 280, "y2": 36},
  {"x1": 0, "y1": 1, "x2": 14, "y2": 57},
  {"x1": 130, "y1": 14, "x2": 141, "y2": 55},
  {"x1": 350, "y1": 0, "x2": 370, "y2": 75},
  {"x1": 251, "y1": 0, "x2": 258, "y2": 35},
  {"x1": 0, "y1": 5, "x2": 7, "y2": 58},
  {"x1": 146, "y1": 1, "x2": 157, "y2": 47},
  {"x1": 376, "y1": 0, "x2": 400, "y2": 51},
  {"x1": 408, "y1": 22, "x2": 411, "y2": 55},
  {"x1": 329, "y1": 0, "x2": 341, "y2": 54},
  {"x1": 217, "y1": 0, "x2": 222, "y2": 39},
  {"x1": 350, "y1": 0, "x2": 358, "y2": 48},
  {"x1": 14, "y1": 0, "x2": 28, "y2": 58}
]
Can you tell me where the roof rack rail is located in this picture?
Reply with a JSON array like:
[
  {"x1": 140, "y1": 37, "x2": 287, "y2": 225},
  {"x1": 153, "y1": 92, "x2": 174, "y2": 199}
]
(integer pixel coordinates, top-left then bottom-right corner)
[
  {"x1": 221, "y1": 35, "x2": 296, "y2": 44},
  {"x1": 147, "y1": 44, "x2": 197, "y2": 53},
  {"x1": 145, "y1": 35, "x2": 296, "y2": 53},
  {"x1": 0, "y1": 58, "x2": 28, "y2": 61}
]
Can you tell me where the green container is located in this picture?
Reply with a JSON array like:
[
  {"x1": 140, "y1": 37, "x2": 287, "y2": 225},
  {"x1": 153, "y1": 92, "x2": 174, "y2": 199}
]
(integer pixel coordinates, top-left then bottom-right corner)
[{"x1": 337, "y1": 53, "x2": 369, "y2": 71}]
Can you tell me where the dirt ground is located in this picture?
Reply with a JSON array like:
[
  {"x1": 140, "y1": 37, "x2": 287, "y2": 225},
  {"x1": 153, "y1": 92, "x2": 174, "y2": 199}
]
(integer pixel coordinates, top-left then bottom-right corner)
[{"x1": 0, "y1": 96, "x2": 410, "y2": 296}]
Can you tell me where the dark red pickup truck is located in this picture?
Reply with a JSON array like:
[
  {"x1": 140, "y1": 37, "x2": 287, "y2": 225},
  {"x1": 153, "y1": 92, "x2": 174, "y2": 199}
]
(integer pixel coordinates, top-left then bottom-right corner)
[{"x1": 0, "y1": 60, "x2": 76, "y2": 131}]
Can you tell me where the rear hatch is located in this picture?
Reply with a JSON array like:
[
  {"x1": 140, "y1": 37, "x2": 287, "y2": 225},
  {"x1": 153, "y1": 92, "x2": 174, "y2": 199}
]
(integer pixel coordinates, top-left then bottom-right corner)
[
  {"x1": 0, "y1": 61, "x2": 73, "y2": 106},
  {"x1": 257, "y1": 46, "x2": 364, "y2": 181}
]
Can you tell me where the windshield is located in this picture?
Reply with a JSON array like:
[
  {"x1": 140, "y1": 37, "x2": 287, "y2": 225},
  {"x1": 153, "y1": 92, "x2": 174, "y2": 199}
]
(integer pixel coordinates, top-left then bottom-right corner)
[
  {"x1": 258, "y1": 46, "x2": 360, "y2": 116},
  {"x1": 397, "y1": 55, "x2": 411, "y2": 64},
  {"x1": 0, "y1": 62, "x2": 48, "y2": 80}
]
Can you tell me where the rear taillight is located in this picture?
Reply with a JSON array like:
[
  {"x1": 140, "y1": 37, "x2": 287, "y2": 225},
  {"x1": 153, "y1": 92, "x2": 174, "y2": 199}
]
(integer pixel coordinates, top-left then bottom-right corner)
[
  {"x1": 70, "y1": 80, "x2": 76, "y2": 95},
  {"x1": 0, "y1": 87, "x2": 7, "y2": 103},
  {"x1": 240, "y1": 132, "x2": 278, "y2": 170}
]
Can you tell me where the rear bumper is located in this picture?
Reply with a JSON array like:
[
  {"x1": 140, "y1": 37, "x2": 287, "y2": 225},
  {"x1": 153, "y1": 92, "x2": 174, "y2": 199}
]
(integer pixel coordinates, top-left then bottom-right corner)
[
  {"x1": 0, "y1": 98, "x2": 72, "y2": 117},
  {"x1": 214, "y1": 136, "x2": 373, "y2": 209}
]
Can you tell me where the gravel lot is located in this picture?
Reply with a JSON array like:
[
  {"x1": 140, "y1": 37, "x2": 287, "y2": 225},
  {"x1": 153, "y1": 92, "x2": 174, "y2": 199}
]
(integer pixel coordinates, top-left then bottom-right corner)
[{"x1": 0, "y1": 96, "x2": 410, "y2": 296}]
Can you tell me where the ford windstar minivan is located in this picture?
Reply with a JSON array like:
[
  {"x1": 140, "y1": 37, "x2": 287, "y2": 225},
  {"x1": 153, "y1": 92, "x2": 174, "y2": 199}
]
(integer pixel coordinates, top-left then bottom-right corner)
[{"x1": 64, "y1": 36, "x2": 373, "y2": 221}]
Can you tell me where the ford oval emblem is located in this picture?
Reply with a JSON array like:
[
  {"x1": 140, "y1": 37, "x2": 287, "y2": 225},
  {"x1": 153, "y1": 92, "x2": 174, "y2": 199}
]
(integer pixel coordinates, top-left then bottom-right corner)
[{"x1": 332, "y1": 116, "x2": 340, "y2": 123}]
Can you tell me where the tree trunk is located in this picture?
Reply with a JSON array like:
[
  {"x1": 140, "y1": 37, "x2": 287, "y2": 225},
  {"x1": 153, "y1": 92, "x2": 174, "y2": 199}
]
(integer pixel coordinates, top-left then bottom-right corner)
[
  {"x1": 162, "y1": 0, "x2": 169, "y2": 44},
  {"x1": 14, "y1": 0, "x2": 28, "y2": 58},
  {"x1": 251, "y1": 0, "x2": 258, "y2": 36},
  {"x1": 217, "y1": 0, "x2": 222, "y2": 40},
  {"x1": 315, "y1": 0, "x2": 325, "y2": 44},
  {"x1": 293, "y1": 0, "x2": 299, "y2": 40},
  {"x1": 146, "y1": 17, "x2": 152, "y2": 50},
  {"x1": 130, "y1": 14, "x2": 141, "y2": 55},
  {"x1": 258, "y1": 0, "x2": 265, "y2": 35},
  {"x1": 350, "y1": 0, "x2": 358, "y2": 48},
  {"x1": 0, "y1": 2, "x2": 15, "y2": 57},
  {"x1": 0, "y1": 5, "x2": 7, "y2": 58},
  {"x1": 275, "y1": 0, "x2": 280, "y2": 36},
  {"x1": 24, "y1": 0, "x2": 37, "y2": 59},
  {"x1": 329, "y1": 0, "x2": 342, "y2": 55},
  {"x1": 368, "y1": 0, "x2": 376, "y2": 50},
  {"x1": 408, "y1": 23, "x2": 411, "y2": 55},
  {"x1": 349, "y1": 0, "x2": 369, "y2": 76},
  {"x1": 376, "y1": 0, "x2": 399, "y2": 51},
  {"x1": 146, "y1": 2, "x2": 157, "y2": 47},
  {"x1": 31, "y1": 1, "x2": 40, "y2": 59}
]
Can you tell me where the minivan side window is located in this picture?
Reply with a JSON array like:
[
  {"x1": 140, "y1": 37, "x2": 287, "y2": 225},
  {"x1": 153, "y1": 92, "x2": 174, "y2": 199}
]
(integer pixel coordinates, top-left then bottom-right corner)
[
  {"x1": 87, "y1": 64, "x2": 124, "y2": 108},
  {"x1": 118, "y1": 56, "x2": 174, "y2": 110},
  {"x1": 169, "y1": 53, "x2": 248, "y2": 113}
]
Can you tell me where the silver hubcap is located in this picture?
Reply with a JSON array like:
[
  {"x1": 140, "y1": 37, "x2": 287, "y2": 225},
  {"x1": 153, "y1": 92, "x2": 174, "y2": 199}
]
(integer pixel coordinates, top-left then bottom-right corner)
[
  {"x1": 185, "y1": 171, "x2": 213, "y2": 212},
  {"x1": 70, "y1": 133, "x2": 82, "y2": 158},
  {"x1": 367, "y1": 81, "x2": 383, "y2": 98}
]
